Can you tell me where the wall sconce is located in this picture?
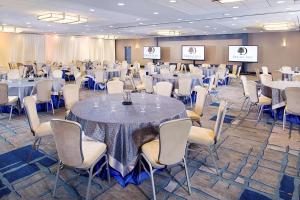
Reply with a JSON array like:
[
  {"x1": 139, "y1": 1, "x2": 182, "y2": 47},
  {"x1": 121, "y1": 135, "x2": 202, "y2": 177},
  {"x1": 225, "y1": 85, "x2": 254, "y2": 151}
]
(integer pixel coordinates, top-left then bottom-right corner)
[
  {"x1": 282, "y1": 38, "x2": 287, "y2": 47},
  {"x1": 135, "y1": 42, "x2": 140, "y2": 49}
]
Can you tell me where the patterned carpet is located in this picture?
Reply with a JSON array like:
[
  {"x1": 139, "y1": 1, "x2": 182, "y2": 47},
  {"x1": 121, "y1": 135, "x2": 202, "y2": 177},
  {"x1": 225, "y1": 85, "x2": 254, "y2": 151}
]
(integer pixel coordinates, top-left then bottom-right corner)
[{"x1": 0, "y1": 77, "x2": 299, "y2": 200}]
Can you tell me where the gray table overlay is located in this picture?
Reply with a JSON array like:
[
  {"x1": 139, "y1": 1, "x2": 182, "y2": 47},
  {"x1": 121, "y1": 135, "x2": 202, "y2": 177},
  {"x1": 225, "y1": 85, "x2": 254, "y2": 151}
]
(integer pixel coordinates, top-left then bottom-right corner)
[{"x1": 69, "y1": 93, "x2": 187, "y2": 176}]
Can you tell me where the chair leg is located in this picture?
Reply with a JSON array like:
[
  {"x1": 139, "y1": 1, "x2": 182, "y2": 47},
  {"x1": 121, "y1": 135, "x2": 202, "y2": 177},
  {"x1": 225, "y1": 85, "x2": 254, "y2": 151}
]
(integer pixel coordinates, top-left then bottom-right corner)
[
  {"x1": 149, "y1": 163, "x2": 156, "y2": 200},
  {"x1": 183, "y1": 157, "x2": 192, "y2": 195},
  {"x1": 86, "y1": 166, "x2": 93, "y2": 200},
  {"x1": 52, "y1": 161, "x2": 61, "y2": 197},
  {"x1": 51, "y1": 100, "x2": 54, "y2": 115},
  {"x1": 27, "y1": 137, "x2": 40, "y2": 162},
  {"x1": 105, "y1": 154, "x2": 111, "y2": 183},
  {"x1": 9, "y1": 105, "x2": 13, "y2": 120},
  {"x1": 240, "y1": 97, "x2": 247, "y2": 111},
  {"x1": 283, "y1": 109, "x2": 286, "y2": 130},
  {"x1": 257, "y1": 105, "x2": 264, "y2": 123},
  {"x1": 213, "y1": 145, "x2": 219, "y2": 160},
  {"x1": 190, "y1": 95, "x2": 192, "y2": 108},
  {"x1": 209, "y1": 147, "x2": 219, "y2": 176}
]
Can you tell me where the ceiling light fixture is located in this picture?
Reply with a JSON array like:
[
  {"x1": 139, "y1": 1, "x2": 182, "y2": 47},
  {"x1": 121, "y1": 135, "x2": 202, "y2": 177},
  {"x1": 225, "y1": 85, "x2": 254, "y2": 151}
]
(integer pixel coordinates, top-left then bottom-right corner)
[
  {"x1": 169, "y1": 0, "x2": 176, "y2": 2},
  {"x1": 38, "y1": 12, "x2": 88, "y2": 24},
  {"x1": 263, "y1": 22, "x2": 295, "y2": 31},
  {"x1": 117, "y1": 2, "x2": 125, "y2": 6},
  {"x1": 0, "y1": 25, "x2": 23, "y2": 33},
  {"x1": 153, "y1": 12, "x2": 159, "y2": 15},
  {"x1": 213, "y1": 0, "x2": 243, "y2": 3},
  {"x1": 157, "y1": 30, "x2": 181, "y2": 36},
  {"x1": 89, "y1": 8, "x2": 95, "y2": 12},
  {"x1": 97, "y1": 35, "x2": 117, "y2": 39}
]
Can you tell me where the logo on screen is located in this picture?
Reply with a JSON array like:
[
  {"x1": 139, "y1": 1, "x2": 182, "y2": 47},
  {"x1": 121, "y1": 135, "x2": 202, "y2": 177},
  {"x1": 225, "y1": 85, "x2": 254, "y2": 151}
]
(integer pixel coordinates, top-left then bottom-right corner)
[
  {"x1": 188, "y1": 47, "x2": 197, "y2": 54},
  {"x1": 147, "y1": 47, "x2": 155, "y2": 54},
  {"x1": 237, "y1": 47, "x2": 248, "y2": 55}
]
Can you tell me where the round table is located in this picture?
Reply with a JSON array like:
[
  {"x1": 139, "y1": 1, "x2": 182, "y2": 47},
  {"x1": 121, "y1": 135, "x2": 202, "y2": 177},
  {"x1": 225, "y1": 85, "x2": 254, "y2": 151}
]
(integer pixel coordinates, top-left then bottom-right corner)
[
  {"x1": 69, "y1": 93, "x2": 187, "y2": 176},
  {"x1": 262, "y1": 81, "x2": 300, "y2": 109},
  {"x1": 152, "y1": 73, "x2": 203, "y2": 89},
  {"x1": 5, "y1": 78, "x2": 65, "y2": 105}
]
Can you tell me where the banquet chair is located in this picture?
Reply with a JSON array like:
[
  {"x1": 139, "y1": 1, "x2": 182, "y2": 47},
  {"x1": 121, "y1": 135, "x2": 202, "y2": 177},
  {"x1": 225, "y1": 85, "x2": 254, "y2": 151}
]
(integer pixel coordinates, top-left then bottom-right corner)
[
  {"x1": 187, "y1": 100, "x2": 228, "y2": 175},
  {"x1": 228, "y1": 65, "x2": 241, "y2": 80},
  {"x1": 153, "y1": 81, "x2": 173, "y2": 97},
  {"x1": 216, "y1": 67, "x2": 227, "y2": 85},
  {"x1": 24, "y1": 96, "x2": 53, "y2": 161},
  {"x1": 191, "y1": 67, "x2": 204, "y2": 79},
  {"x1": 262, "y1": 66, "x2": 269, "y2": 74},
  {"x1": 0, "y1": 83, "x2": 19, "y2": 120},
  {"x1": 174, "y1": 77, "x2": 193, "y2": 107},
  {"x1": 107, "y1": 80, "x2": 124, "y2": 94},
  {"x1": 7, "y1": 69, "x2": 21, "y2": 80},
  {"x1": 136, "y1": 70, "x2": 146, "y2": 91},
  {"x1": 144, "y1": 75, "x2": 154, "y2": 93},
  {"x1": 52, "y1": 69, "x2": 63, "y2": 79},
  {"x1": 260, "y1": 74, "x2": 272, "y2": 85},
  {"x1": 63, "y1": 84, "x2": 80, "y2": 117},
  {"x1": 94, "y1": 69, "x2": 107, "y2": 91},
  {"x1": 204, "y1": 74, "x2": 219, "y2": 102},
  {"x1": 139, "y1": 118, "x2": 192, "y2": 200},
  {"x1": 51, "y1": 119, "x2": 110, "y2": 200},
  {"x1": 283, "y1": 87, "x2": 300, "y2": 131},
  {"x1": 160, "y1": 68, "x2": 171, "y2": 76},
  {"x1": 247, "y1": 81, "x2": 272, "y2": 122},
  {"x1": 33, "y1": 80, "x2": 55, "y2": 115},
  {"x1": 170, "y1": 65, "x2": 176, "y2": 74},
  {"x1": 176, "y1": 63, "x2": 182, "y2": 71},
  {"x1": 293, "y1": 74, "x2": 300, "y2": 82},
  {"x1": 181, "y1": 64, "x2": 187, "y2": 73},
  {"x1": 255, "y1": 68, "x2": 261, "y2": 82},
  {"x1": 240, "y1": 76, "x2": 250, "y2": 111},
  {"x1": 187, "y1": 86, "x2": 208, "y2": 126},
  {"x1": 281, "y1": 66, "x2": 292, "y2": 72},
  {"x1": 189, "y1": 64, "x2": 195, "y2": 73},
  {"x1": 34, "y1": 63, "x2": 44, "y2": 77},
  {"x1": 272, "y1": 71, "x2": 283, "y2": 81}
]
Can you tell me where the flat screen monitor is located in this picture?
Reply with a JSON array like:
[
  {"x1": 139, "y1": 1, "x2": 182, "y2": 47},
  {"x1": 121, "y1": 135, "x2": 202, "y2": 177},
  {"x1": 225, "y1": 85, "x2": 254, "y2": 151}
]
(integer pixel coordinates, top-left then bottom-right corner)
[
  {"x1": 181, "y1": 45, "x2": 205, "y2": 61},
  {"x1": 143, "y1": 46, "x2": 161, "y2": 59},
  {"x1": 228, "y1": 45, "x2": 258, "y2": 62}
]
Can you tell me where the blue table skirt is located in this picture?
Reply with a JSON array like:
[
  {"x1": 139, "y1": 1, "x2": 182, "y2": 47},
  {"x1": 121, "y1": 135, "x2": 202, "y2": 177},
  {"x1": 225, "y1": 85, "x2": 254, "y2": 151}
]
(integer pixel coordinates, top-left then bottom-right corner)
[
  {"x1": 84, "y1": 77, "x2": 106, "y2": 90},
  {"x1": 62, "y1": 70, "x2": 75, "y2": 81},
  {"x1": 0, "y1": 95, "x2": 65, "y2": 114},
  {"x1": 270, "y1": 107, "x2": 300, "y2": 124}
]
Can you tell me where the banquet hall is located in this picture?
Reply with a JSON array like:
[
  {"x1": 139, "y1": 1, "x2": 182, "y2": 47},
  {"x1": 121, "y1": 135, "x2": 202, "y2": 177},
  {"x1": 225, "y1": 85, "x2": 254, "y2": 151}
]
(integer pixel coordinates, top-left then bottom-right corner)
[{"x1": 0, "y1": 0, "x2": 300, "y2": 199}]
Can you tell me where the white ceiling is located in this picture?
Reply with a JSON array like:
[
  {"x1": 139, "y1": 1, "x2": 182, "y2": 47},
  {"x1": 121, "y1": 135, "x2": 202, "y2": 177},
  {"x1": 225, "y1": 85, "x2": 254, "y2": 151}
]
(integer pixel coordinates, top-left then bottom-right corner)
[{"x1": 0, "y1": 0, "x2": 300, "y2": 38}]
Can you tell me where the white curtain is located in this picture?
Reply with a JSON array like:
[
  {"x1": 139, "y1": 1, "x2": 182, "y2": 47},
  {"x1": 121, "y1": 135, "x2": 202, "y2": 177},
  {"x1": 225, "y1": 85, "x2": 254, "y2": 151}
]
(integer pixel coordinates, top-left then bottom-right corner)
[{"x1": 7, "y1": 33, "x2": 115, "y2": 65}]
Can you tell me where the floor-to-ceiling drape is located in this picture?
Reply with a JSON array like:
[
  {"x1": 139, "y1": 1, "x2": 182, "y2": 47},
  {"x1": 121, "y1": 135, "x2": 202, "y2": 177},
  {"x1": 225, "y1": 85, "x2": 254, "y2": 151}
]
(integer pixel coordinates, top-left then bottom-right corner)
[{"x1": 0, "y1": 32, "x2": 115, "y2": 68}]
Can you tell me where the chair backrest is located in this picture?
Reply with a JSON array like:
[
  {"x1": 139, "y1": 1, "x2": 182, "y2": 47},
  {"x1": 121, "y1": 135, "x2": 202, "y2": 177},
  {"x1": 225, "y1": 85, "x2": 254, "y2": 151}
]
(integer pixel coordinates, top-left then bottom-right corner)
[
  {"x1": 178, "y1": 77, "x2": 192, "y2": 95},
  {"x1": 272, "y1": 71, "x2": 282, "y2": 81},
  {"x1": 94, "y1": 69, "x2": 105, "y2": 83},
  {"x1": 262, "y1": 66, "x2": 268, "y2": 74},
  {"x1": 23, "y1": 96, "x2": 40, "y2": 135},
  {"x1": 240, "y1": 75, "x2": 249, "y2": 96},
  {"x1": 139, "y1": 69, "x2": 146, "y2": 83},
  {"x1": 189, "y1": 64, "x2": 195, "y2": 73},
  {"x1": 194, "y1": 86, "x2": 208, "y2": 116},
  {"x1": 260, "y1": 74, "x2": 272, "y2": 85},
  {"x1": 158, "y1": 118, "x2": 192, "y2": 165},
  {"x1": 255, "y1": 68, "x2": 260, "y2": 80},
  {"x1": 170, "y1": 65, "x2": 176, "y2": 73},
  {"x1": 144, "y1": 75, "x2": 154, "y2": 93},
  {"x1": 293, "y1": 75, "x2": 300, "y2": 82},
  {"x1": 216, "y1": 67, "x2": 227, "y2": 80},
  {"x1": 19, "y1": 65, "x2": 25, "y2": 78},
  {"x1": 0, "y1": 83, "x2": 8, "y2": 105},
  {"x1": 7, "y1": 69, "x2": 20, "y2": 80},
  {"x1": 285, "y1": 87, "x2": 300, "y2": 114},
  {"x1": 50, "y1": 119, "x2": 84, "y2": 167},
  {"x1": 282, "y1": 66, "x2": 292, "y2": 72},
  {"x1": 107, "y1": 80, "x2": 124, "y2": 94},
  {"x1": 52, "y1": 70, "x2": 63, "y2": 79},
  {"x1": 192, "y1": 68, "x2": 203, "y2": 77},
  {"x1": 232, "y1": 65, "x2": 238, "y2": 75},
  {"x1": 120, "y1": 69, "x2": 127, "y2": 82},
  {"x1": 237, "y1": 66, "x2": 242, "y2": 77},
  {"x1": 181, "y1": 64, "x2": 187, "y2": 73},
  {"x1": 36, "y1": 80, "x2": 53, "y2": 102},
  {"x1": 155, "y1": 81, "x2": 173, "y2": 97},
  {"x1": 208, "y1": 75, "x2": 217, "y2": 92},
  {"x1": 160, "y1": 68, "x2": 171, "y2": 76},
  {"x1": 247, "y1": 80, "x2": 259, "y2": 103},
  {"x1": 213, "y1": 100, "x2": 228, "y2": 143},
  {"x1": 63, "y1": 84, "x2": 80, "y2": 111},
  {"x1": 176, "y1": 63, "x2": 181, "y2": 71},
  {"x1": 219, "y1": 64, "x2": 226, "y2": 70}
]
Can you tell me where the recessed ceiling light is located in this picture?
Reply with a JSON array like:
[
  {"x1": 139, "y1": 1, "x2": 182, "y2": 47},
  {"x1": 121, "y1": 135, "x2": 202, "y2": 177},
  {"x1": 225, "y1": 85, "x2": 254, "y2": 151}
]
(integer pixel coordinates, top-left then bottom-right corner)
[
  {"x1": 215, "y1": 0, "x2": 244, "y2": 3},
  {"x1": 177, "y1": 18, "x2": 182, "y2": 21},
  {"x1": 277, "y1": 0, "x2": 285, "y2": 4},
  {"x1": 117, "y1": 2, "x2": 125, "y2": 6},
  {"x1": 224, "y1": 13, "x2": 230, "y2": 16},
  {"x1": 109, "y1": 25, "x2": 113, "y2": 28},
  {"x1": 27, "y1": 25, "x2": 32, "y2": 28},
  {"x1": 153, "y1": 12, "x2": 159, "y2": 15},
  {"x1": 286, "y1": 7, "x2": 292, "y2": 10},
  {"x1": 26, "y1": 22, "x2": 31, "y2": 25},
  {"x1": 213, "y1": 27, "x2": 217, "y2": 30},
  {"x1": 169, "y1": 0, "x2": 176, "y2": 2},
  {"x1": 231, "y1": 23, "x2": 236, "y2": 26},
  {"x1": 136, "y1": 18, "x2": 141, "y2": 21},
  {"x1": 139, "y1": 22, "x2": 144, "y2": 25},
  {"x1": 205, "y1": 25, "x2": 210, "y2": 28},
  {"x1": 232, "y1": 6, "x2": 239, "y2": 9},
  {"x1": 152, "y1": 24, "x2": 157, "y2": 26},
  {"x1": 289, "y1": 12, "x2": 296, "y2": 15},
  {"x1": 188, "y1": 21, "x2": 193, "y2": 24},
  {"x1": 47, "y1": 24, "x2": 51, "y2": 27},
  {"x1": 89, "y1": 8, "x2": 95, "y2": 12},
  {"x1": 233, "y1": 17, "x2": 238, "y2": 20}
]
